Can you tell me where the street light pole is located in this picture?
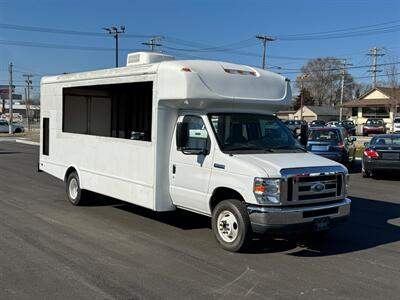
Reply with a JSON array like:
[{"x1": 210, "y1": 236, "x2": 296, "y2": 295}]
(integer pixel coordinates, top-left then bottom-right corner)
[{"x1": 103, "y1": 26, "x2": 125, "y2": 67}]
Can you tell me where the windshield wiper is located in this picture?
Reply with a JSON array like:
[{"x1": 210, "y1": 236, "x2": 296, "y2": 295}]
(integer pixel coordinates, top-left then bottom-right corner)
[
  {"x1": 270, "y1": 146, "x2": 307, "y2": 152},
  {"x1": 225, "y1": 146, "x2": 273, "y2": 152}
]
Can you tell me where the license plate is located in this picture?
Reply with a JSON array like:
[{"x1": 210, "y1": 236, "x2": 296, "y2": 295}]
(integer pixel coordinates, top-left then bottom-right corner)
[
  {"x1": 382, "y1": 153, "x2": 400, "y2": 160},
  {"x1": 314, "y1": 217, "x2": 331, "y2": 231},
  {"x1": 312, "y1": 145, "x2": 329, "y2": 151}
]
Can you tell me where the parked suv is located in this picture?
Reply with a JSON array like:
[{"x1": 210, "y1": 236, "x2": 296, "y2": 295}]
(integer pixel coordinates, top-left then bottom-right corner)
[
  {"x1": 338, "y1": 120, "x2": 356, "y2": 135},
  {"x1": 283, "y1": 119, "x2": 307, "y2": 133},
  {"x1": 362, "y1": 118, "x2": 386, "y2": 136},
  {"x1": 307, "y1": 127, "x2": 356, "y2": 165}
]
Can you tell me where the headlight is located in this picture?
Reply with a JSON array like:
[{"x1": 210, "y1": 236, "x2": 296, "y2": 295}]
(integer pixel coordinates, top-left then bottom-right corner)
[
  {"x1": 253, "y1": 177, "x2": 281, "y2": 204},
  {"x1": 345, "y1": 173, "x2": 350, "y2": 196}
]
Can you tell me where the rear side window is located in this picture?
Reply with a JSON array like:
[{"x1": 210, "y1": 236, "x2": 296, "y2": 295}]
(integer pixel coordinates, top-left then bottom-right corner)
[{"x1": 43, "y1": 118, "x2": 49, "y2": 156}]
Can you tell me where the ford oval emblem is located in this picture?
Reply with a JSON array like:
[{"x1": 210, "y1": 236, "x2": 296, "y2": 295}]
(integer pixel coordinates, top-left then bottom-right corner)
[{"x1": 311, "y1": 182, "x2": 325, "y2": 192}]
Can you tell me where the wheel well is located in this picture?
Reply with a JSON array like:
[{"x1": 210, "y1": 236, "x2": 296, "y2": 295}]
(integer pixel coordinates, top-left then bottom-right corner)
[
  {"x1": 209, "y1": 187, "x2": 245, "y2": 212},
  {"x1": 64, "y1": 167, "x2": 77, "y2": 182}
]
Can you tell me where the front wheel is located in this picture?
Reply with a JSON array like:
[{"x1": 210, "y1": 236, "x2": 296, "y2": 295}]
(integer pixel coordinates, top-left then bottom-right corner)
[
  {"x1": 212, "y1": 200, "x2": 252, "y2": 252},
  {"x1": 66, "y1": 172, "x2": 87, "y2": 205}
]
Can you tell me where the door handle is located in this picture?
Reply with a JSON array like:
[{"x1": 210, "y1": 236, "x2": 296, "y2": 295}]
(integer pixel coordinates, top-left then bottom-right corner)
[{"x1": 172, "y1": 164, "x2": 176, "y2": 174}]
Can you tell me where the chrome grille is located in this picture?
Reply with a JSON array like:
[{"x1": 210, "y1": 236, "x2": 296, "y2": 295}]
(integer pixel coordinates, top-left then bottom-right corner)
[{"x1": 280, "y1": 166, "x2": 346, "y2": 205}]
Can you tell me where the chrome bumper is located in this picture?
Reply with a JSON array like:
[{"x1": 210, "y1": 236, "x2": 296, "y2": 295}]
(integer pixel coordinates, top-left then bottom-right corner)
[{"x1": 247, "y1": 198, "x2": 351, "y2": 234}]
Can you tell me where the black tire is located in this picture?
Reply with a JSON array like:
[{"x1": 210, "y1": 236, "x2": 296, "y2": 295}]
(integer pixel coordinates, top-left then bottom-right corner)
[
  {"x1": 14, "y1": 128, "x2": 22, "y2": 133},
  {"x1": 66, "y1": 172, "x2": 87, "y2": 206},
  {"x1": 212, "y1": 199, "x2": 252, "y2": 252},
  {"x1": 363, "y1": 133, "x2": 367, "y2": 137},
  {"x1": 362, "y1": 169, "x2": 371, "y2": 178}
]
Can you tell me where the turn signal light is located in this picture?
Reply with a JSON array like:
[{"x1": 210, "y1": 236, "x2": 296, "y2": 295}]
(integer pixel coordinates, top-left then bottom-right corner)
[
  {"x1": 181, "y1": 67, "x2": 192, "y2": 72},
  {"x1": 364, "y1": 149, "x2": 379, "y2": 158}
]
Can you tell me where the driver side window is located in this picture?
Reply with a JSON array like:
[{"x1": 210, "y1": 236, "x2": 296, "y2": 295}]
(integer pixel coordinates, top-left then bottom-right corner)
[{"x1": 182, "y1": 115, "x2": 209, "y2": 149}]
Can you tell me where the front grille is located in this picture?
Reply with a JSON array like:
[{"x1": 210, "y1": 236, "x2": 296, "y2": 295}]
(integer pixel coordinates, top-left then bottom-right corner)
[{"x1": 286, "y1": 173, "x2": 343, "y2": 203}]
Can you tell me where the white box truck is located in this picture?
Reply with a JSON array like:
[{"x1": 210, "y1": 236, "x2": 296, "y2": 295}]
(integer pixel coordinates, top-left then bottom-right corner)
[{"x1": 39, "y1": 52, "x2": 351, "y2": 252}]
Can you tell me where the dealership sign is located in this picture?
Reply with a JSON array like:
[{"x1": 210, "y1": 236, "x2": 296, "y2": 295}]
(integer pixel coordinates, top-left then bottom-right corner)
[{"x1": 0, "y1": 85, "x2": 15, "y2": 95}]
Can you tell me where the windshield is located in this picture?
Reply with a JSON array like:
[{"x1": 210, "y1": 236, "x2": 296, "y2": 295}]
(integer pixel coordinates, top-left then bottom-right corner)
[
  {"x1": 208, "y1": 113, "x2": 303, "y2": 153},
  {"x1": 366, "y1": 119, "x2": 383, "y2": 126},
  {"x1": 309, "y1": 129, "x2": 339, "y2": 142}
]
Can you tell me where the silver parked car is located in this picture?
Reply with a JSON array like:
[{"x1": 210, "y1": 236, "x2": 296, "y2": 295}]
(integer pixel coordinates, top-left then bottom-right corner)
[{"x1": 0, "y1": 120, "x2": 25, "y2": 133}]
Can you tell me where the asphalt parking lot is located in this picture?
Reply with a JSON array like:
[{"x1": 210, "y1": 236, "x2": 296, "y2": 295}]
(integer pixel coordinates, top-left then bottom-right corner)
[{"x1": 0, "y1": 141, "x2": 399, "y2": 300}]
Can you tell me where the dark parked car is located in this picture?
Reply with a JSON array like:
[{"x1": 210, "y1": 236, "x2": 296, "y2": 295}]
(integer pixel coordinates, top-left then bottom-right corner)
[
  {"x1": 362, "y1": 118, "x2": 386, "y2": 136},
  {"x1": 307, "y1": 127, "x2": 356, "y2": 165},
  {"x1": 338, "y1": 120, "x2": 356, "y2": 135},
  {"x1": 362, "y1": 134, "x2": 400, "y2": 177},
  {"x1": 283, "y1": 119, "x2": 307, "y2": 133},
  {"x1": 309, "y1": 120, "x2": 326, "y2": 127}
]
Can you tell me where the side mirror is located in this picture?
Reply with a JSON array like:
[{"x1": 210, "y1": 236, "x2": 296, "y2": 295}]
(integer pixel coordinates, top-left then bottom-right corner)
[
  {"x1": 299, "y1": 124, "x2": 308, "y2": 147},
  {"x1": 176, "y1": 122, "x2": 189, "y2": 150}
]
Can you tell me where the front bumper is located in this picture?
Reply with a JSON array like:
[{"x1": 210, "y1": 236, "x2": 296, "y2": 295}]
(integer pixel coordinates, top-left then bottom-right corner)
[{"x1": 247, "y1": 198, "x2": 351, "y2": 235}]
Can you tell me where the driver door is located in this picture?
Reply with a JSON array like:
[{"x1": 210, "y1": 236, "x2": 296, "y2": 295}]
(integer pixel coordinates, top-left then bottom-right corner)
[{"x1": 169, "y1": 115, "x2": 214, "y2": 214}]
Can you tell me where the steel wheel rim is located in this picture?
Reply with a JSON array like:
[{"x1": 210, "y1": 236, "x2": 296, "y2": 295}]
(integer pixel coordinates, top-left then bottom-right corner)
[
  {"x1": 217, "y1": 210, "x2": 239, "y2": 243},
  {"x1": 69, "y1": 178, "x2": 79, "y2": 200}
]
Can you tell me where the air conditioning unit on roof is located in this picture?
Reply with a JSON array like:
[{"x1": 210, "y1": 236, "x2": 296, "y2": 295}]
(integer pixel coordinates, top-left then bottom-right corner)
[{"x1": 126, "y1": 52, "x2": 175, "y2": 66}]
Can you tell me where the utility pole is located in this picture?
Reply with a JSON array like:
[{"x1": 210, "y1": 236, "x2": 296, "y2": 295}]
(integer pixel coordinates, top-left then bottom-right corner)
[
  {"x1": 103, "y1": 26, "x2": 125, "y2": 67},
  {"x1": 256, "y1": 35, "x2": 275, "y2": 69},
  {"x1": 142, "y1": 36, "x2": 163, "y2": 52},
  {"x1": 8, "y1": 63, "x2": 13, "y2": 135},
  {"x1": 23, "y1": 74, "x2": 33, "y2": 131},
  {"x1": 296, "y1": 74, "x2": 310, "y2": 121},
  {"x1": 339, "y1": 60, "x2": 353, "y2": 121},
  {"x1": 367, "y1": 47, "x2": 385, "y2": 87}
]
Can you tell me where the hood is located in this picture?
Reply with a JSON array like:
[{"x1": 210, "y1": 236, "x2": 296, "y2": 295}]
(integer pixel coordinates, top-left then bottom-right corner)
[{"x1": 233, "y1": 152, "x2": 343, "y2": 177}]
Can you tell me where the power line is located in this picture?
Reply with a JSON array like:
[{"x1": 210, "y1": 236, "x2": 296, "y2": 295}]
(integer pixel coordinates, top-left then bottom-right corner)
[
  {"x1": 275, "y1": 19, "x2": 400, "y2": 38},
  {"x1": 0, "y1": 23, "x2": 153, "y2": 39},
  {"x1": 142, "y1": 36, "x2": 163, "y2": 52},
  {"x1": 256, "y1": 35, "x2": 275, "y2": 69}
]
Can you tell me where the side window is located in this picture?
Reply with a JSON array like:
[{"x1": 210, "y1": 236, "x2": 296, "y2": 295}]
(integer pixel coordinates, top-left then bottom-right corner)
[
  {"x1": 43, "y1": 118, "x2": 49, "y2": 156},
  {"x1": 182, "y1": 116, "x2": 209, "y2": 149}
]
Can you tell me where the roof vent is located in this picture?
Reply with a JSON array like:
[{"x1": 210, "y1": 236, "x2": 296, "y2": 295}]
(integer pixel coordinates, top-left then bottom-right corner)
[{"x1": 126, "y1": 52, "x2": 175, "y2": 66}]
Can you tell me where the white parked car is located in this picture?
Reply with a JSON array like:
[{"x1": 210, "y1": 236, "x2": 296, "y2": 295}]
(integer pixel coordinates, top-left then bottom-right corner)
[
  {"x1": 393, "y1": 117, "x2": 400, "y2": 133},
  {"x1": 0, "y1": 120, "x2": 25, "y2": 133}
]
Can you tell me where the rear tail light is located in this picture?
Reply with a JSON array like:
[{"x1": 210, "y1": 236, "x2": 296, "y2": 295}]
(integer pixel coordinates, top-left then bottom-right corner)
[{"x1": 364, "y1": 148, "x2": 379, "y2": 158}]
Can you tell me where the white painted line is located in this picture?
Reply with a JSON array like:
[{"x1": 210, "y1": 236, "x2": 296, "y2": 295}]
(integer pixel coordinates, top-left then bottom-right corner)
[{"x1": 16, "y1": 139, "x2": 40, "y2": 146}]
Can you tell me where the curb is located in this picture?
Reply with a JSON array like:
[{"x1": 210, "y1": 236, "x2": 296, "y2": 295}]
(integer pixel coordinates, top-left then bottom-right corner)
[{"x1": 16, "y1": 139, "x2": 40, "y2": 146}]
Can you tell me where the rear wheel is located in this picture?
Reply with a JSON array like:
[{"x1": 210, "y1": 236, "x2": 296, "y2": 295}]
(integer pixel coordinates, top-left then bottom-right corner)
[
  {"x1": 212, "y1": 199, "x2": 252, "y2": 252},
  {"x1": 14, "y1": 128, "x2": 22, "y2": 133},
  {"x1": 66, "y1": 172, "x2": 87, "y2": 205}
]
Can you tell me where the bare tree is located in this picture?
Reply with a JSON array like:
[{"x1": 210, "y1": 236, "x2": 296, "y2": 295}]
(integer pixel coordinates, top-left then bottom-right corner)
[
  {"x1": 296, "y1": 57, "x2": 356, "y2": 107},
  {"x1": 385, "y1": 63, "x2": 398, "y2": 88}
]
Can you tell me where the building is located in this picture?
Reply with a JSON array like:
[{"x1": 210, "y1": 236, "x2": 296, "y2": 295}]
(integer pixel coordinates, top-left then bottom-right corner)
[
  {"x1": 275, "y1": 110, "x2": 295, "y2": 120},
  {"x1": 292, "y1": 105, "x2": 340, "y2": 122},
  {"x1": 0, "y1": 103, "x2": 40, "y2": 119},
  {"x1": 342, "y1": 87, "x2": 400, "y2": 133}
]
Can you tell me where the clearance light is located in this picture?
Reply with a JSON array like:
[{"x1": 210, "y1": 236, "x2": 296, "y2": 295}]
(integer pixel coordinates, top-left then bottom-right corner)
[
  {"x1": 364, "y1": 149, "x2": 379, "y2": 158},
  {"x1": 181, "y1": 67, "x2": 192, "y2": 72},
  {"x1": 224, "y1": 68, "x2": 257, "y2": 76}
]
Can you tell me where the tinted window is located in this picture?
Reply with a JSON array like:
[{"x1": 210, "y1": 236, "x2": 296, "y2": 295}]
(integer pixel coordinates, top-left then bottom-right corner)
[
  {"x1": 63, "y1": 82, "x2": 153, "y2": 141},
  {"x1": 309, "y1": 129, "x2": 339, "y2": 141},
  {"x1": 371, "y1": 136, "x2": 400, "y2": 145}
]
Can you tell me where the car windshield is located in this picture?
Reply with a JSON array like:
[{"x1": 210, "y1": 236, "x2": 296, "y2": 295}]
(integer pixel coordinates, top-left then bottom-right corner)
[
  {"x1": 208, "y1": 113, "x2": 303, "y2": 153},
  {"x1": 394, "y1": 118, "x2": 400, "y2": 124},
  {"x1": 309, "y1": 129, "x2": 339, "y2": 142},
  {"x1": 366, "y1": 120, "x2": 383, "y2": 125},
  {"x1": 371, "y1": 136, "x2": 400, "y2": 145}
]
